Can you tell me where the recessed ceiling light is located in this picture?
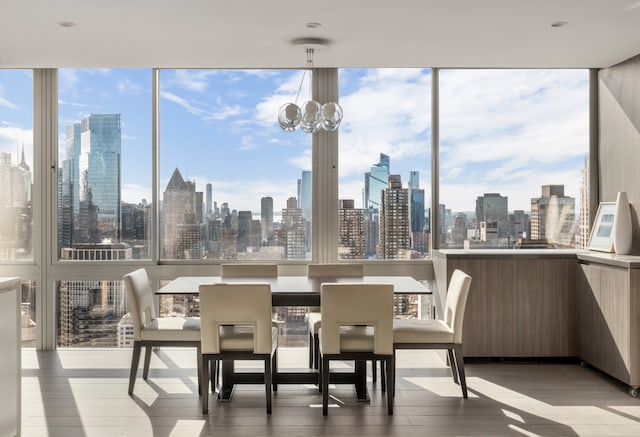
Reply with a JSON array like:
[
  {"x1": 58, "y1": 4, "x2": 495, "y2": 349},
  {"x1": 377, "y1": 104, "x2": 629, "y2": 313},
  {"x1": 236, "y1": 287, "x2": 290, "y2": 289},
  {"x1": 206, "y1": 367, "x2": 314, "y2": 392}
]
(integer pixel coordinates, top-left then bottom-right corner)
[
  {"x1": 305, "y1": 22, "x2": 322, "y2": 29},
  {"x1": 57, "y1": 21, "x2": 76, "y2": 28},
  {"x1": 551, "y1": 21, "x2": 568, "y2": 28}
]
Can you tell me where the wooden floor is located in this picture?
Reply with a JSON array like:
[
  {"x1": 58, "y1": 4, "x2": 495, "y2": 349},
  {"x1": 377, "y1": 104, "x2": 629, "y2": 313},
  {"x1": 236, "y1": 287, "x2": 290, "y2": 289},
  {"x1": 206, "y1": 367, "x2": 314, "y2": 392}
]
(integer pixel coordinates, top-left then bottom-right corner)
[{"x1": 21, "y1": 348, "x2": 640, "y2": 437}]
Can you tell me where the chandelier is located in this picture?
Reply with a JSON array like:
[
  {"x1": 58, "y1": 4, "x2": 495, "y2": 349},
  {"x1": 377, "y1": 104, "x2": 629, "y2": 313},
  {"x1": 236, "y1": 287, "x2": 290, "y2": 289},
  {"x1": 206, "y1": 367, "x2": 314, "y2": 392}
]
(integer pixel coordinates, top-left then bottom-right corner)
[{"x1": 278, "y1": 39, "x2": 343, "y2": 133}]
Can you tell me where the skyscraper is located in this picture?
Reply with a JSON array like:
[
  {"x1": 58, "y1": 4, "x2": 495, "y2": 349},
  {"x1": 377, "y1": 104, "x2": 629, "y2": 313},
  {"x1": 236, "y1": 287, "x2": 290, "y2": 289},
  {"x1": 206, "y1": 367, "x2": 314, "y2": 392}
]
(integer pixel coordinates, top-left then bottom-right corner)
[
  {"x1": 162, "y1": 167, "x2": 197, "y2": 259},
  {"x1": 0, "y1": 149, "x2": 33, "y2": 259},
  {"x1": 408, "y1": 171, "x2": 425, "y2": 232},
  {"x1": 475, "y1": 193, "x2": 508, "y2": 241},
  {"x1": 261, "y1": 196, "x2": 274, "y2": 243},
  {"x1": 77, "y1": 114, "x2": 122, "y2": 241},
  {"x1": 531, "y1": 185, "x2": 575, "y2": 248},
  {"x1": 338, "y1": 199, "x2": 364, "y2": 259},
  {"x1": 206, "y1": 183, "x2": 213, "y2": 215},
  {"x1": 282, "y1": 196, "x2": 306, "y2": 259},
  {"x1": 580, "y1": 157, "x2": 590, "y2": 248},
  {"x1": 364, "y1": 153, "x2": 390, "y2": 210},
  {"x1": 297, "y1": 170, "x2": 312, "y2": 221},
  {"x1": 379, "y1": 174, "x2": 410, "y2": 259}
]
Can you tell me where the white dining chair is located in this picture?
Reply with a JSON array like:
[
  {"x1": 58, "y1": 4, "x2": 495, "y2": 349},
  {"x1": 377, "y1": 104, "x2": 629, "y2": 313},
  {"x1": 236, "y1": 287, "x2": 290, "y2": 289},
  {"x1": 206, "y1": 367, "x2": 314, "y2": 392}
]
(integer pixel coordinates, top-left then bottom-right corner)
[
  {"x1": 318, "y1": 282, "x2": 394, "y2": 415},
  {"x1": 123, "y1": 268, "x2": 201, "y2": 395},
  {"x1": 393, "y1": 269, "x2": 472, "y2": 398},
  {"x1": 199, "y1": 282, "x2": 278, "y2": 414},
  {"x1": 306, "y1": 263, "x2": 364, "y2": 371}
]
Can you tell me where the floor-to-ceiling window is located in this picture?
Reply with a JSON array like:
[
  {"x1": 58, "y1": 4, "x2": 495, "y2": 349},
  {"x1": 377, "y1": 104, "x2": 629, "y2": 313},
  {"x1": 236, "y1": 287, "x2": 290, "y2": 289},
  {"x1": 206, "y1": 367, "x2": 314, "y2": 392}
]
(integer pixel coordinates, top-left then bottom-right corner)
[
  {"x1": 56, "y1": 68, "x2": 152, "y2": 347},
  {"x1": 438, "y1": 69, "x2": 590, "y2": 250},
  {"x1": 0, "y1": 70, "x2": 35, "y2": 345},
  {"x1": 337, "y1": 68, "x2": 432, "y2": 261},
  {"x1": 158, "y1": 69, "x2": 312, "y2": 262}
]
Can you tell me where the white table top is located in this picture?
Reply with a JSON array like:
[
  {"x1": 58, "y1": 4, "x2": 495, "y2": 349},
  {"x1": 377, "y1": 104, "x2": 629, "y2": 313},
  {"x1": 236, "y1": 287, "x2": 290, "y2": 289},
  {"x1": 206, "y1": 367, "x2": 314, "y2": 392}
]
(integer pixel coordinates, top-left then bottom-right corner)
[{"x1": 158, "y1": 275, "x2": 431, "y2": 295}]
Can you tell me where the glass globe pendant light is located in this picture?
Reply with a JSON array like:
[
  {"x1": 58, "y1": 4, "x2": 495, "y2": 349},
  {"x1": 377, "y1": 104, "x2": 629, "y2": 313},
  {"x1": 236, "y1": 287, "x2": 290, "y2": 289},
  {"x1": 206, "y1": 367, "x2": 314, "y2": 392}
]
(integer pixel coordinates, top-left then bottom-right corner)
[{"x1": 277, "y1": 41, "x2": 343, "y2": 134}]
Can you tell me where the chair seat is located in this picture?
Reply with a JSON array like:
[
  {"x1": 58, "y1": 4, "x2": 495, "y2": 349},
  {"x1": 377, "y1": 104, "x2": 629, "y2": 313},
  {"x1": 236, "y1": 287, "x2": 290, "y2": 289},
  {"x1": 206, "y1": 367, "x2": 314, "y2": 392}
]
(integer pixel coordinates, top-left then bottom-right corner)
[
  {"x1": 393, "y1": 319, "x2": 454, "y2": 344},
  {"x1": 319, "y1": 325, "x2": 376, "y2": 352},
  {"x1": 140, "y1": 316, "x2": 201, "y2": 342},
  {"x1": 218, "y1": 325, "x2": 279, "y2": 352},
  {"x1": 308, "y1": 312, "x2": 322, "y2": 334}
]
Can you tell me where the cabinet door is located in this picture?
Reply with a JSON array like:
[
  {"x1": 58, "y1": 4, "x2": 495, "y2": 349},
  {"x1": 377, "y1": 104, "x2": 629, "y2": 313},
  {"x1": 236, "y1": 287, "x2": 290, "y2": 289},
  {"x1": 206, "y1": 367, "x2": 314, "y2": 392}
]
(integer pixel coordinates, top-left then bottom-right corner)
[
  {"x1": 599, "y1": 265, "x2": 631, "y2": 384},
  {"x1": 577, "y1": 262, "x2": 601, "y2": 364}
]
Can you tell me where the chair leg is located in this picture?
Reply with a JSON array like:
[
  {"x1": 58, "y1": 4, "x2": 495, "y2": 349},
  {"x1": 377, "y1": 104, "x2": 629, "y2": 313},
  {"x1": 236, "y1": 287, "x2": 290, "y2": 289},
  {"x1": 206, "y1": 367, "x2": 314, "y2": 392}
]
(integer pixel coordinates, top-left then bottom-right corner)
[
  {"x1": 142, "y1": 345, "x2": 153, "y2": 380},
  {"x1": 272, "y1": 348, "x2": 278, "y2": 392},
  {"x1": 128, "y1": 341, "x2": 142, "y2": 395},
  {"x1": 196, "y1": 345, "x2": 202, "y2": 396},
  {"x1": 322, "y1": 356, "x2": 330, "y2": 416},
  {"x1": 201, "y1": 356, "x2": 210, "y2": 414},
  {"x1": 380, "y1": 360, "x2": 386, "y2": 394},
  {"x1": 392, "y1": 349, "x2": 397, "y2": 398},
  {"x1": 372, "y1": 359, "x2": 377, "y2": 383},
  {"x1": 313, "y1": 333, "x2": 320, "y2": 370},
  {"x1": 452, "y1": 344, "x2": 468, "y2": 399},
  {"x1": 308, "y1": 330, "x2": 314, "y2": 369},
  {"x1": 265, "y1": 357, "x2": 272, "y2": 415},
  {"x1": 385, "y1": 357, "x2": 394, "y2": 415},
  {"x1": 447, "y1": 348, "x2": 460, "y2": 385}
]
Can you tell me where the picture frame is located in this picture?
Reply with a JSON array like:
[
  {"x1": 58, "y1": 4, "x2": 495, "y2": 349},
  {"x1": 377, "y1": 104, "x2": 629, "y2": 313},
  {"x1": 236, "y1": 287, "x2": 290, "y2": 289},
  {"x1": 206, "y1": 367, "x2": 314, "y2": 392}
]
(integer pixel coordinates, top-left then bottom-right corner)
[{"x1": 587, "y1": 202, "x2": 617, "y2": 252}]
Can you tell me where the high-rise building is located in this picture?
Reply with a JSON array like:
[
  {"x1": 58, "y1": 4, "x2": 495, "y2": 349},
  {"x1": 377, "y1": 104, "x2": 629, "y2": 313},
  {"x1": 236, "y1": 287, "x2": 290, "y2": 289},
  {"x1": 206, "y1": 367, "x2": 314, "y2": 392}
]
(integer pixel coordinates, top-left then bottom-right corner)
[
  {"x1": 58, "y1": 244, "x2": 130, "y2": 347},
  {"x1": 298, "y1": 170, "x2": 312, "y2": 221},
  {"x1": 261, "y1": 196, "x2": 274, "y2": 243},
  {"x1": 379, "y1": 174, "x2": 409, "y2": 259},
  {"x1": 509, "y1": 210, "x2": 529, "y2": 242},
  {"x1": 0, "y1": 149, "x2": 33, "y2": 259},
  {"x1": 237, "y1": 210, "x2": 253, "y2": 252},
  {"x1": 530, "y1": 184, "x2": 576, "y2": 248},
  {"x1": 162, "y1": 167, "x2": 197, "y2": 258},
  {"x1": 206, "y1": 183, "x2": 213, "y2": 215},
  {"x1": 338, "y1": 199, "x2": 364, "y2": 259},
  {"x1": 363, "y1": 207, "x2": 379, "y2": 258},
  {"x1": 475, "y1": 193, "x2": 508, "y2": 241},
  {"x1": 580, "y1": 157, "x2": 590, "y2": 248},
  {"x1": 77, "y1": 114, "x2": 122, "y2": 241},
  {"x1": 452, "y1": 213, "x2": 467, "y2": 247},
  {"x1": 364, "y1": 153, "x2": 390, "y2": 210},
  {"x1": 282, "y1": 196, "x2": 306, "y2": 259},
  {"x1": 408, "y1": 170, "x2": 425, "y2": 233}
]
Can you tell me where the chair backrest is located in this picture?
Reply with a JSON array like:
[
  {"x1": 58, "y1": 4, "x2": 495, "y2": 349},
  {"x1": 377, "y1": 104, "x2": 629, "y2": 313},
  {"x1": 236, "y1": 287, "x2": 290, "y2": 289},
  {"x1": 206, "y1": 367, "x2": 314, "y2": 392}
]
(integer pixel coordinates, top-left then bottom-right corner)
[
  {"x1": 444, "y1": 269, "x2": 473, "y2": 343},
  {"x1": 321, "y1": 283, "x2": 393, "y2": 355},
  {"x1": 307, "y1": 263, "x2": 364, "y2": 278},
  {"x1": 199, "y1": 283, "x2": 273, "y2": 354},
  {"x1": 221, "y1": 264, "x2": 278, "y2": 278},
  {"x1": 123, "y1": 268, "x2": 156, "y2": 341}
]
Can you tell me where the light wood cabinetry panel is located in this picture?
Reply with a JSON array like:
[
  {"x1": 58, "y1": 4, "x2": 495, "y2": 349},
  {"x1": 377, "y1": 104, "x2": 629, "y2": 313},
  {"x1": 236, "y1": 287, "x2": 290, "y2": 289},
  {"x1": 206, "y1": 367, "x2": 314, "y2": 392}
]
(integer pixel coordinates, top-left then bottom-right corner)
[
  {"x1": 577, "y1": 261, "x2": 640, "y2": 387},
  {"x1": 433, "y1": 252, "x2": 577, "y2": 357}
]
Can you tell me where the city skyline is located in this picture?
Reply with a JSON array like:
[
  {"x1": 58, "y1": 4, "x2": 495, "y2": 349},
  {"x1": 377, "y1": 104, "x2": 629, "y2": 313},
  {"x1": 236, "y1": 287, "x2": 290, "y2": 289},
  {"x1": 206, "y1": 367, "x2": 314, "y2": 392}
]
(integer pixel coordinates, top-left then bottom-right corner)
[{"x1": 0, "y1": 68, "x2": 589, "y2": 215}]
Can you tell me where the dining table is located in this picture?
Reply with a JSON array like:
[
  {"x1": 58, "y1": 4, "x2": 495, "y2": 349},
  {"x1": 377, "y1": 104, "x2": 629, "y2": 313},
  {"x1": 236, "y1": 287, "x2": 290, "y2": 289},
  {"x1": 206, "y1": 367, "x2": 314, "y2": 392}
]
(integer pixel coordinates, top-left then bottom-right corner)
[{"x1": 157, "y1": 275, "x2": 431, "y2": 401}]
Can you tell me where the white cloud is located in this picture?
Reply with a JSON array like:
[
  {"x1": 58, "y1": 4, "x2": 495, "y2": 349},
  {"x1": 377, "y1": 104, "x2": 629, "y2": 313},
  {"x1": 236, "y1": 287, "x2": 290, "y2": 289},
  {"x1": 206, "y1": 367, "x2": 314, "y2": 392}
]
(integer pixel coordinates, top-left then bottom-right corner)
[
  {"x1": 337, "y1": 68, "x2": 431, "y2": 179},
  {"x1": 117, "y1": 77, "x2": 143, "y2": 96},
  {"x1": 239, "y1": 134, "x2": 256, "y2": 150}
]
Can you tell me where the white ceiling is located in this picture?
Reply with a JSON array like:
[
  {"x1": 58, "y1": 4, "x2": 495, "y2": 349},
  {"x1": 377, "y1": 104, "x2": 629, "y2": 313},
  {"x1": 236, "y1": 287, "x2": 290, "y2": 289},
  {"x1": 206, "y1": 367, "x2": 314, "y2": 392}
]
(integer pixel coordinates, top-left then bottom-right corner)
[{"x1": 2, "y1": 0, "x2": 640, "y2": 69}]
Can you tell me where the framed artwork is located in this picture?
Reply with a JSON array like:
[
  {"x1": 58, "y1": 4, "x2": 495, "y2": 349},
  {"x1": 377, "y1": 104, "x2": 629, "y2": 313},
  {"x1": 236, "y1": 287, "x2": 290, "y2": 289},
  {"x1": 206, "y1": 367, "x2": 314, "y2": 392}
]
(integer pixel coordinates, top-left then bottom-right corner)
[{"x1": 588, "y1": 202, "x2": 616, "y2": 252}]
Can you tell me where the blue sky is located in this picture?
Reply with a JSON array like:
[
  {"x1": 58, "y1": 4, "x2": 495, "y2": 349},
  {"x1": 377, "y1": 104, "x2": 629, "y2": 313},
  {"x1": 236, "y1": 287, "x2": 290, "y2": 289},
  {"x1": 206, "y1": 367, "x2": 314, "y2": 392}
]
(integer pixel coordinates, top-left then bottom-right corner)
[{"x1": 0, "y1": 68, "x2": 588, "y2": 215}]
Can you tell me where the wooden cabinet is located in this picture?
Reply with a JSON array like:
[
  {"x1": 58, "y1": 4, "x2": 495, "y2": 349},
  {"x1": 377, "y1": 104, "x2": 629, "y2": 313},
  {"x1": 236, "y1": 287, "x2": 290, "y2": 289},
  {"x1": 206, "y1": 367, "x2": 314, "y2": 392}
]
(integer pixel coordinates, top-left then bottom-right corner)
[
  {"x1": 433, "y1": 251, "x2": 577, "y2": 358},
  {"x1": 577, "y1": 260, "x2": 640, "y2": 389}
]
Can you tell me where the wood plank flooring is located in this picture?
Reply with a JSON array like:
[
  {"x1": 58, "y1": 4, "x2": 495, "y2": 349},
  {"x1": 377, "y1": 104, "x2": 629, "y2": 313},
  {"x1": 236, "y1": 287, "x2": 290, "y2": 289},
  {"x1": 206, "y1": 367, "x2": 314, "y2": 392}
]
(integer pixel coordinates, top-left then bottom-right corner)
[{"x1": 21, "y1": 348, "x2": 640, "y2": 436}]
